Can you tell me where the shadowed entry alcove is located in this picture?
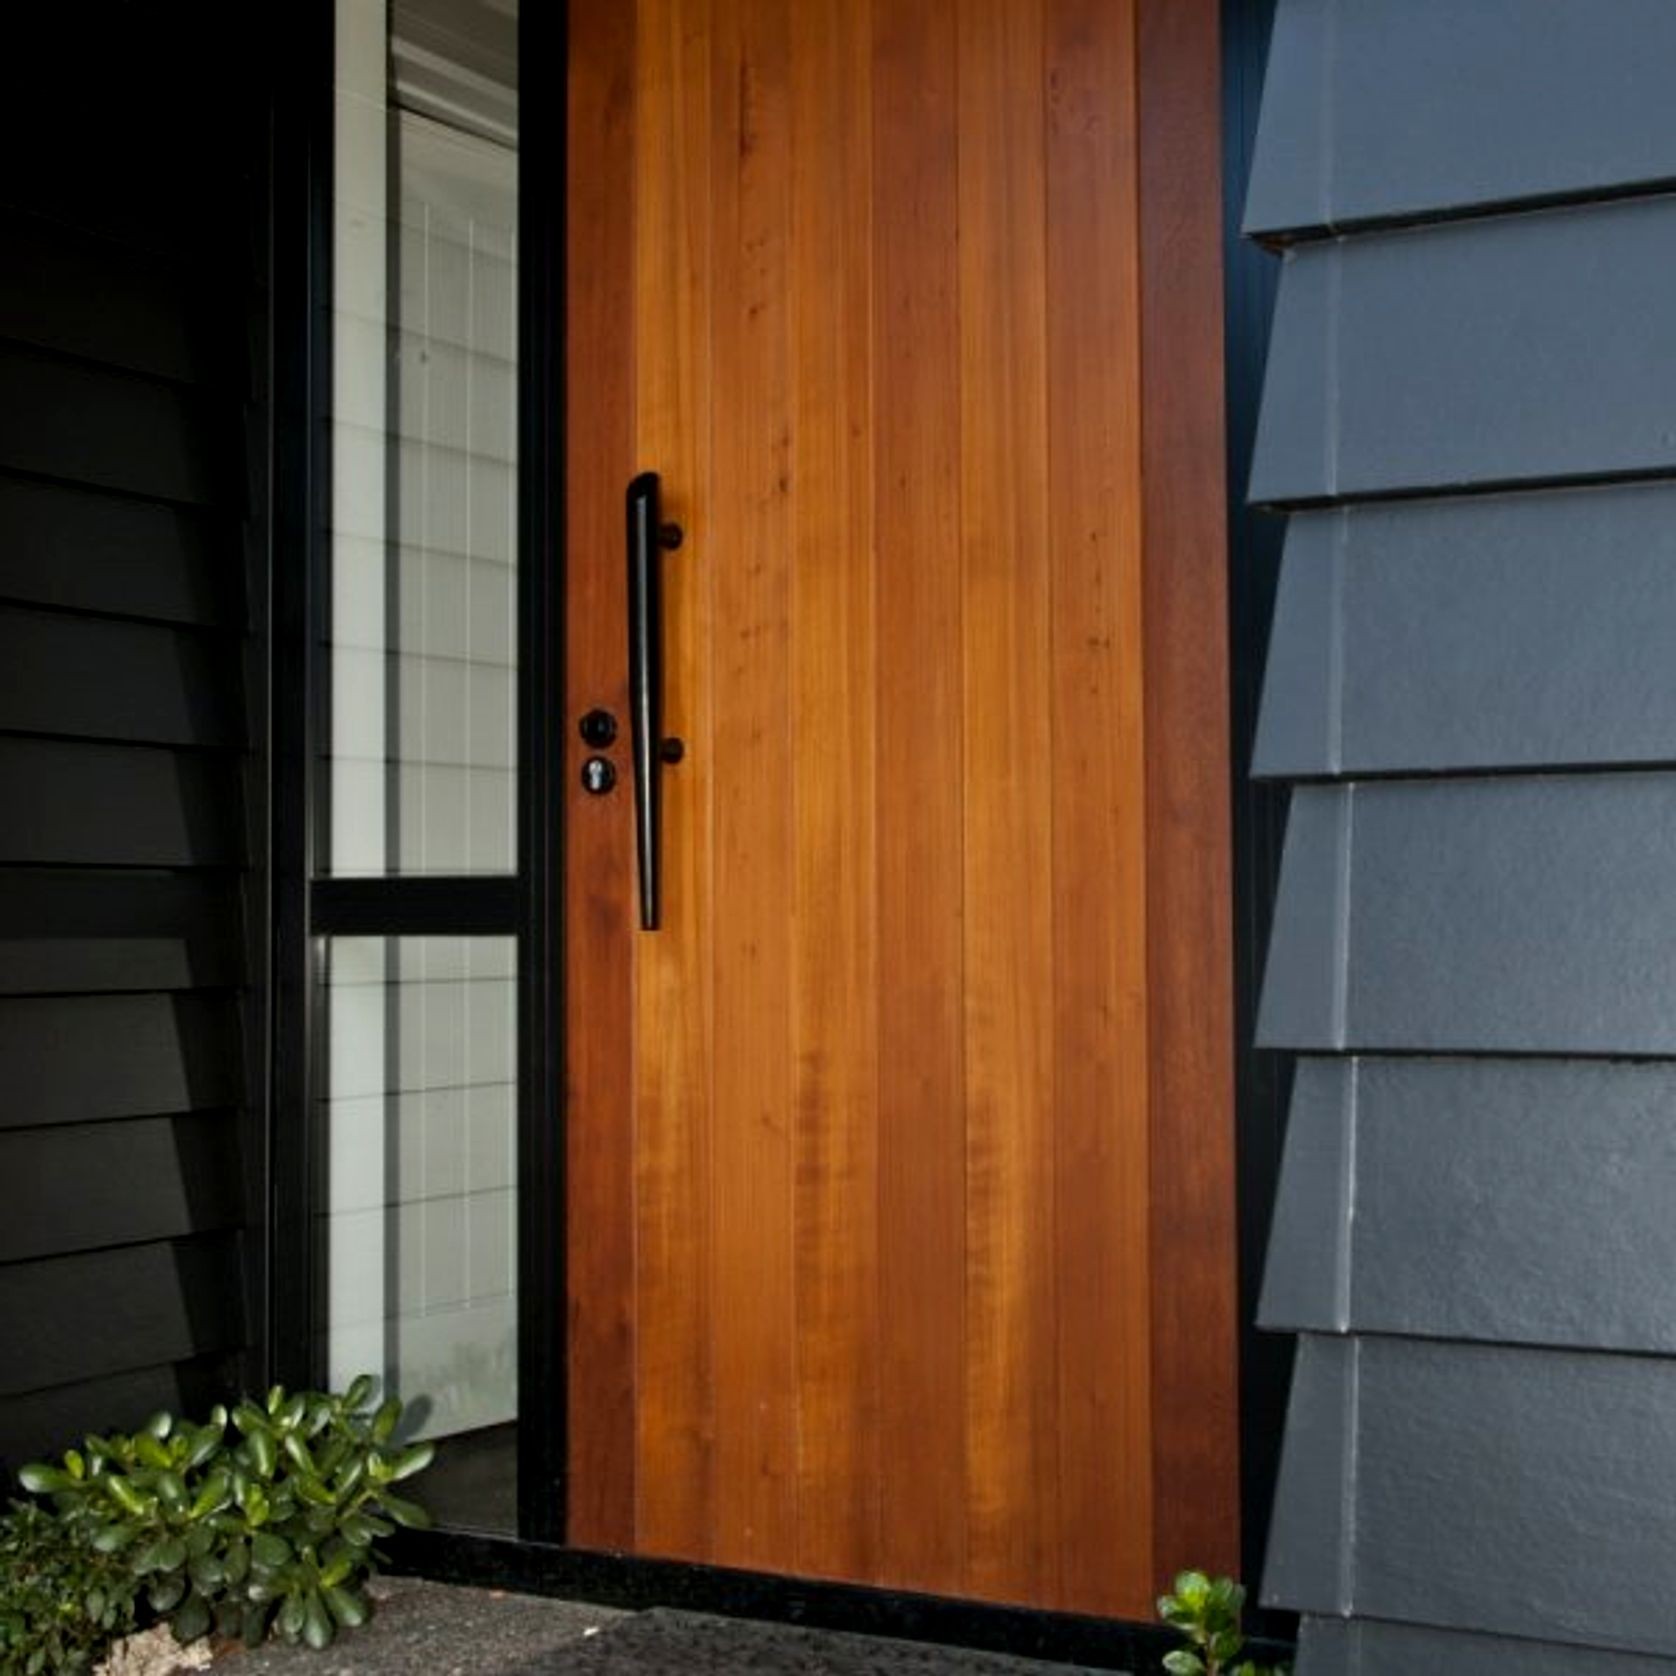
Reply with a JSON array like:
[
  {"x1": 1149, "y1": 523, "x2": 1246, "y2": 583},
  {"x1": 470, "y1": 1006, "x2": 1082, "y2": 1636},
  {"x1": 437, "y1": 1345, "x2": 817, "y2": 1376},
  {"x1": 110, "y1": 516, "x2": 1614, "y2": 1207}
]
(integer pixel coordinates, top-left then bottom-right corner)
[{"x1": 275, "y1": 0, "x2": 1243, "y2": 1626}]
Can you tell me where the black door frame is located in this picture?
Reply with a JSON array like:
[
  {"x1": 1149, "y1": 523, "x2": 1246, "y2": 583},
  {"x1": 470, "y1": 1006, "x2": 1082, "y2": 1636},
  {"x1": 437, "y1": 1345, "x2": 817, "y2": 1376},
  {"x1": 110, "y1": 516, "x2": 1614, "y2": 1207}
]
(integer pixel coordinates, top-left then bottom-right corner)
[{"x1": 263, "y1": 0, "x2": 568, "y2": 1546}]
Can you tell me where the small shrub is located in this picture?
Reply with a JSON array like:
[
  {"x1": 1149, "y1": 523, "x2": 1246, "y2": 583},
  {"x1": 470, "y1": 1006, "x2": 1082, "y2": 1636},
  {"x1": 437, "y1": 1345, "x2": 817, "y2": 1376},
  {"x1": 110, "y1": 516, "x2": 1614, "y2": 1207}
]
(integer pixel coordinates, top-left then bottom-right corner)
[
  {"x1": 1157, "y1": 1571, "x2": 1289, "y2": 1676},
  {"x1": 0, "y1": 1498, "x2": 138, "y2": 1674},
  {"x1": 19, "y1": 1376, "x2": 434, "y2": 1654}
]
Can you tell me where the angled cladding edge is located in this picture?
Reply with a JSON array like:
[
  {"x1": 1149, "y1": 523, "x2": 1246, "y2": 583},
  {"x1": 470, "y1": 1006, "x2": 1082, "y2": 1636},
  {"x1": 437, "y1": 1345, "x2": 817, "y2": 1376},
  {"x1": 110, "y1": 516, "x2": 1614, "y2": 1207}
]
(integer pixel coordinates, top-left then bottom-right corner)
[
  {"x1": 1255, "y1": 1057, "x2": 1350, "y2": 1335},
  {"x1": 1260, "y1": 1333, "x2": 1354, "y2": 1617}
]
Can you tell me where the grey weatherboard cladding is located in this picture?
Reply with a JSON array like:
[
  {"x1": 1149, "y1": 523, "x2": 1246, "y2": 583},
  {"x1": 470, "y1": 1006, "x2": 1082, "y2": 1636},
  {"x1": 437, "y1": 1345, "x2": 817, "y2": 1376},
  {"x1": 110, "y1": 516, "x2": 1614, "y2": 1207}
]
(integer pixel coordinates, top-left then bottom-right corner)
[
  {"x1": 1255, "y1": 486, "x2": 1676, "y2": 778},
  {"x1": 1242, "y1": 0, "x2": 1676, "y2": 235},
  {"x1": 1247, "y1": 1, "x2": 1676, "y2": 1669},
  {"x1": 1250, "y1": 197, "x2": 1676, "y2": 504}
]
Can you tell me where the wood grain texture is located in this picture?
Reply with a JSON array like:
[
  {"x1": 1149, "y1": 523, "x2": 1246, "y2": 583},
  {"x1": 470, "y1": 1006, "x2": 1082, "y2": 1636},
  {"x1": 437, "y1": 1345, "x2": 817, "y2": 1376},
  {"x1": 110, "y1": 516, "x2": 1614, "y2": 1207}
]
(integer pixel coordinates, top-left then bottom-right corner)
[
  {"x1": 632, "y1": 0, "x2": 718, "y2": 1562},
  {"x1": 789, "y1": 0, "x2": 882, "y2": 1584},
  {"x1": 957, "y1": 0, "x2": 1060, "y2": 1609},
  {"x1": 872, "y1": 0, "x2": 969, "y2": 1599},
  {"x1": 565, "y1": 0, "x2": 1236, "y2": 1612},
  {"x1": 564, "y1": 0, "x2": 638, "y2": 1550},
  {"x1": 1045, "y1": 0, "x2": 1156, "y2": 1619},
  {"x1": 707, "y1": 0, "x2": 799, "y2": 1570},
  {"x1": 1138, "y1": 0, "x2": 1241, "y2": 1590}
]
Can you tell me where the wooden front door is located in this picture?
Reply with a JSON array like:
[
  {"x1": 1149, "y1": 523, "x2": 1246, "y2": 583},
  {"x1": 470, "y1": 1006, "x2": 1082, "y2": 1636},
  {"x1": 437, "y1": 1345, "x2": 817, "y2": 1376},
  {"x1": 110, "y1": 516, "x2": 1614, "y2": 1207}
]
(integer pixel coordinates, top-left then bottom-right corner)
[{"x1": 563, "y1": 0, "x2": 1236, "y2": 1618}]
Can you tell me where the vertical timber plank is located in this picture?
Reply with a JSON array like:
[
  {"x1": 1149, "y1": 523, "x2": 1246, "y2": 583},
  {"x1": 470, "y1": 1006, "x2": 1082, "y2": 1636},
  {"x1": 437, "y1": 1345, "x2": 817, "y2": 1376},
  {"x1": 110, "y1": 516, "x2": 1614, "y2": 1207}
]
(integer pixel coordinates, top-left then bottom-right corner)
[
  {"x1": 709, "y1": 0, "x2": 799, "y2": 1570},
  {"x1": 633, "y1": 0, "x2": 718, "y2": 1560},
  {"x1": 1045, "y1": 0, "x2": 1155, "y2": 1616},
  {"x1": 790, "y1": 0, "x2": 882, "y2": 1583},
  {"x1": 565, "y1": 0, "x2": 639, "y2": 1550},
  {"x1": 872, "y1": 0, "x2": 968, "y2": 1598},
  {"x1": 1138, "y1": 0, "x2": 1240, "y2": 1589},
  {"x1": 957, "y1": 0, "x2": 1061, "y2": 1610}
]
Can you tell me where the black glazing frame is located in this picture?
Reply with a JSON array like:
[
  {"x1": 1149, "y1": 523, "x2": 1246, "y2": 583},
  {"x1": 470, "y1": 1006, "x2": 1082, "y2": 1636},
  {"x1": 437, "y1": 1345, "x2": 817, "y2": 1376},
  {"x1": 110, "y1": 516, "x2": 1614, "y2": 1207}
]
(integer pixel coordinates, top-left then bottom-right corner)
[
  {"x1": 263, "y1": 0, "x2": 1295, "y2": 1663},
  {"x1": 265, "y1": 0, "x2": 567, "y2": 1544},
  {"x1": 266, "y1": 0, "x2": 333, "y2": 1400}
]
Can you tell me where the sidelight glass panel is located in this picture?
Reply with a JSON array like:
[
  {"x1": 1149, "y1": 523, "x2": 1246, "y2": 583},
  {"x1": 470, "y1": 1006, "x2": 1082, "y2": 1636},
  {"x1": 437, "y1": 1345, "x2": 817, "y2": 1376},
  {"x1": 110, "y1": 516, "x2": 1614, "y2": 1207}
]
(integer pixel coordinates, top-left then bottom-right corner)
[
  {"x1": 319, "y1": 935, "x2": 517, "y2": 1531},
  {"x1": 317, "y1": 0, "x2": 521, "y2": 1538},
  {"x1": 327, "y1": 0, "x2": 519, "y2": 876}
]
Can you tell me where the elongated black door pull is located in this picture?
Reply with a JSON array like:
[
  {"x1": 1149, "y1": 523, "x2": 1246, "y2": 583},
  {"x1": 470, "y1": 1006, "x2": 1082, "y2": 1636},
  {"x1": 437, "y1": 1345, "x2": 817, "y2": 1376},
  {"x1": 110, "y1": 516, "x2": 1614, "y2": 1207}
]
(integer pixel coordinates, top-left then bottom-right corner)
[{"x1": 627, "y1": 472, "x2": 684, "y2": 930}]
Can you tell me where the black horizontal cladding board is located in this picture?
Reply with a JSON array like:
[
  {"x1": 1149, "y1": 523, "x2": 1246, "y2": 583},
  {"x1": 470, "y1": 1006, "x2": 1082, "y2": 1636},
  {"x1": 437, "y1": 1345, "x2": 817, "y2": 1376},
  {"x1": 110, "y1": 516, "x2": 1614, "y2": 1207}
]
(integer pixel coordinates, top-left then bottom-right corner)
[
  {"x1": 1254, "y1": 484, "x2": 1676, "y2": 779},
  {"x1": 0, "y1": 215, "x2": 214, "y2": 386},
  {"x1": 1264, "y1": 1334, "x2": 1676, "y2": 1658},
  {"x1": 0, "y1": 869, "x2": 242, "y2": 995},
  {"x1": 0, "y1": 5, "x2": 257, "y2": 268},
  {"x1": 1296, "y1": 1616, "x2": 1676, "y2": 1676},
  {"x1": 0, "y1": 1112, "x2": 241, "y2": 1263},
  {"x1": 0, "y1": 343, "x2": 222, "y2": 506},
  {"x1": 1247, "y1": 194, "x2": 1676, "y2": 505},
  {"x1": 0, "y1": 738, "x2": 241, "y2": 866},
  {"x1": 0, "y1": 1235, "x2": 243, "y2": 1397},
  {"x1": 0, "y1": 475, "x2": 235, "y2": 627},
  {"x1": 1258, "y1": 775, "x2": 1676, "y2": 1055},
  {"x1": 0, "y1": 1354, "x2": 233, "y2": 1475},
  {"x1": 1242, "y1": 0, "x2": 1676, "y2": 241},
  {"x1": 1261, "y1": 1057, "x2": 1676, "y2": 1354},
  {"x1": 0, "y1": 606, "x2": 242, "y2": 747},
  {"x1": 0, "y1": 994, "x2": 240, "y2": 1127}
]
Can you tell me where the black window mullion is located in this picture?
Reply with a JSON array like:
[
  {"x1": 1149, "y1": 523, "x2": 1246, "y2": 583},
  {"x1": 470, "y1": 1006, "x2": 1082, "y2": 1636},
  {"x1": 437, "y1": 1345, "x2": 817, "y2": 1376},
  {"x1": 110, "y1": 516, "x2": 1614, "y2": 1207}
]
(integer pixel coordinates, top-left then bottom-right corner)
[
  {"x1": 310, "y1": 875, "x2": 520, "y2": 937},
  {"x1": 515, "y1": 0, "x2": 565, "y2": 1547}
]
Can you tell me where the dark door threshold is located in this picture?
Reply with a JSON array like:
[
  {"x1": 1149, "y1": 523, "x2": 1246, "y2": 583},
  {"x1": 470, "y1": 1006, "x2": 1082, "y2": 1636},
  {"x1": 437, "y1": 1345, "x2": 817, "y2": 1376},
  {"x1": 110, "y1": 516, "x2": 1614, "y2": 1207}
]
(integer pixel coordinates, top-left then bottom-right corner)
[{"x1": 389, "y1": 1530, "x2": 1294, "y2": 1673}]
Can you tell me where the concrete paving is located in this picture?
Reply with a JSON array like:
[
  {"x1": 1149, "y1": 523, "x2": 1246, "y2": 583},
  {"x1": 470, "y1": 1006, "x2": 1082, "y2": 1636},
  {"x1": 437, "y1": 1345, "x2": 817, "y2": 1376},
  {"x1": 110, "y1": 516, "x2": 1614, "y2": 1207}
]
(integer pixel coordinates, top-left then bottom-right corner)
[
  {"x1": 208, "y1": 1579, "x2": 626, "y2": 1675},
  {"x1": 155, "y1": 1580, "x2": 1133, "y2": 1674},
  {"x1": 504, "y1": 1607, "x2": 1118, "y2": 1676}
]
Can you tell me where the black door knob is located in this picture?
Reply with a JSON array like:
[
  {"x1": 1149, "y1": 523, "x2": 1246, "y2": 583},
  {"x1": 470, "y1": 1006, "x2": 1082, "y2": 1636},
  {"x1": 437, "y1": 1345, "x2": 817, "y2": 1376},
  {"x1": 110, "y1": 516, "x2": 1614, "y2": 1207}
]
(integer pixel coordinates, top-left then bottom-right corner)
[
  {"x1": 581, "y1": 756, "x2": 617, "y2": 795},
  {"x1": 579, "y1": 708, "x2": 618, "y2": 748}
]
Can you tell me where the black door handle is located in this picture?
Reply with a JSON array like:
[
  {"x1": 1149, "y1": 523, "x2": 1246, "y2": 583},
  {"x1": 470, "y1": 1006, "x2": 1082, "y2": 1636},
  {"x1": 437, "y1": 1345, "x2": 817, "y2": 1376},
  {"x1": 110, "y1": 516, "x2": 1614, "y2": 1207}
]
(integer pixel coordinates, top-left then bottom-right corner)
[{"x1": 626, "y1": 471, "x2": 683, "y2": 930}]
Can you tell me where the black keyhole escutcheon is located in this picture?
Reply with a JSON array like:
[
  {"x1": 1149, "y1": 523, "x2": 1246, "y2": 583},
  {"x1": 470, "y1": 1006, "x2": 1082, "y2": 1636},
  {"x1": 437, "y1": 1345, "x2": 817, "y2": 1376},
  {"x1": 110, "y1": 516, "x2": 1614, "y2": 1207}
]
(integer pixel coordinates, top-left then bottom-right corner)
[{"x1": 579, "y1": 708, "x2": 618, "y2": 748}]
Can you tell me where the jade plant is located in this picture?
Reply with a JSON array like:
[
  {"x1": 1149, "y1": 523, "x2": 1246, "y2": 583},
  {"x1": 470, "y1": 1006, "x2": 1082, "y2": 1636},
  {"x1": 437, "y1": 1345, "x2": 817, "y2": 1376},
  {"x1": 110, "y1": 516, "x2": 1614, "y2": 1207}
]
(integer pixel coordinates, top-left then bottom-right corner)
[
  {"x1": 1157, "y1": 1571, "x2": 1289, "y2": 1676},
  {"x1": 18, "y1": 1376, "x2": 434, "y2": 1655}
]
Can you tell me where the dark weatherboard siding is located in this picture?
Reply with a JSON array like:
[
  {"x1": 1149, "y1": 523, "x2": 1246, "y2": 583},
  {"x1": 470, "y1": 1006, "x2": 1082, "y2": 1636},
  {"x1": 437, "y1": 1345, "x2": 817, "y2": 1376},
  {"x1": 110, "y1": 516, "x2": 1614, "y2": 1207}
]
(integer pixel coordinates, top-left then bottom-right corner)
[
  {"x1": 0, "y1": 7, "x2": 267, "y2": 1472},
  {"x1": 1247, "y1": 3, "x2": 1676, "y2": 1671}
]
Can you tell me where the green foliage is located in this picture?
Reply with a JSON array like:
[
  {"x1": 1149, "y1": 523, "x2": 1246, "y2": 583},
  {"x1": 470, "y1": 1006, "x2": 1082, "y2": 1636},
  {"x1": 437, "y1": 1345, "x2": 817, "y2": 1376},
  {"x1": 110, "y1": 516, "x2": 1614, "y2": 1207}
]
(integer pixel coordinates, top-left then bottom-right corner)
[
  {"x1": 0, "y1": 1497, "x2": 138, "y2": 1674},
  {"x1": 17, "y1": 1376, "x2": 435, "y2": 1656},
  {"x1": 1156, "y1": 1571, "x2": 1290, "y2": 1676}
]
